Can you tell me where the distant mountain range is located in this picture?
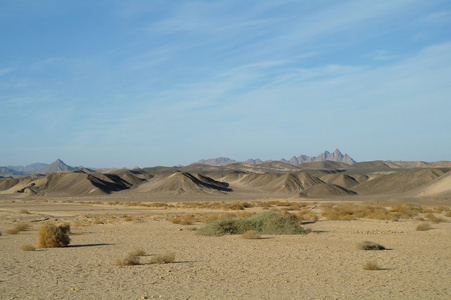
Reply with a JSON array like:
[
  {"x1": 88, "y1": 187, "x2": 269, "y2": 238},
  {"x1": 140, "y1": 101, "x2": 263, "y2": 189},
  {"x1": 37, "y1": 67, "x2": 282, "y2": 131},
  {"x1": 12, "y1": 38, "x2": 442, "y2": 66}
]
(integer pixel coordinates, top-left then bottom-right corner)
[
  {"x1": 197, "y1": 149, "x2": 356, "y2": 166},
  {"x1": 2, "y1": 159, "x2": 76, "y2": 176}
]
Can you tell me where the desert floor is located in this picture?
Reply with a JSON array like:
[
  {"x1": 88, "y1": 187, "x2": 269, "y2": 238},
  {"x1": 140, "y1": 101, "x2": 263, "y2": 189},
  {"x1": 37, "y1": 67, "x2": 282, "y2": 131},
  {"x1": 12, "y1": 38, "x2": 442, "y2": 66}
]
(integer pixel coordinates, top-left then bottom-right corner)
[{"x1": 1, "y1": 196, "x2": 450, "y2": 300}]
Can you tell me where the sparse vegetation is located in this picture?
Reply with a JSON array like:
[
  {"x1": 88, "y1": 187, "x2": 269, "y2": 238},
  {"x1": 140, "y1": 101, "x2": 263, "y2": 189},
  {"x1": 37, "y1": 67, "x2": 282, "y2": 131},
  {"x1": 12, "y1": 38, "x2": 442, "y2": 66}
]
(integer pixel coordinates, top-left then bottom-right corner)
[
  {"x1": 150, "y1": 252, "x2": 176, "y2": 264},
  {"x1": 363, "y1": 261, "x2": 381, "y2": 270},
  {"x1": 5, "y1": 223, "x2": 29, "y2": 234},
  {"x1": 356, "y1": 241, "x2": 386, "y2": 250},
  {"x1": 115, "y1": 252, "x2": 140, "y2": 266},
  {"x1": 321, "y1": 203, "x2": 424, "y2": 221},
  {"x1": 37, "y1": 223, "x2": 71, "y2": 248},
  {"x1": 21, "y1": 244, "x2": 36, "y2": 251},
  {"x1": 114, "y1": 249, "x2": 146, "y2": 266},
  {"x1": 196, "y1": 212, "x2": 310, "y2": 236},
  {"x1": 130, "y1": 249, "x2": 146, "y2": 257},
  {"x1": 425, "y1": 213, "x2": 446, "y2": 223},
  {"x1": 416, "y1": 222, "x2": 432, "y2": 231},
  {"x1": 241, "y1": 230, "x2": 261, "y2": 239}
]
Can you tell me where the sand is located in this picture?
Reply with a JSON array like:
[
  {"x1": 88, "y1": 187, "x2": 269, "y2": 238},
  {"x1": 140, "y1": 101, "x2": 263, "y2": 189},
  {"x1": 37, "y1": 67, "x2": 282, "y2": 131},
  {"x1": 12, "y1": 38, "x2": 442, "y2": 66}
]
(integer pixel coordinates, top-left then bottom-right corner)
[{"x1": 1, "y1": 197, "x2": 450, "y2": 300}]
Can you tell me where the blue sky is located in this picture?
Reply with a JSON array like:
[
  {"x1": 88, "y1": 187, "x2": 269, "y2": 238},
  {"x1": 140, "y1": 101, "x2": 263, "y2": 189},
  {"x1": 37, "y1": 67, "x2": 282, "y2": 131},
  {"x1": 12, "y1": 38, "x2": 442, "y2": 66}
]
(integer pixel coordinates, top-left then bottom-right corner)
[{"x1": 1, "y1": 0, "x2": 450, "y2": 168}]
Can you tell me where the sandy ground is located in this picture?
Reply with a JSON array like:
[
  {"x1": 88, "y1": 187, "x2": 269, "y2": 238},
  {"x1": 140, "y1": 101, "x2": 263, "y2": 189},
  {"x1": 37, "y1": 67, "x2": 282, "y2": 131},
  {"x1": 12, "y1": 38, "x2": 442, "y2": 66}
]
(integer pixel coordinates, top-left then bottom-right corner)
[{"x1": 1, "y1": 197, "x2": 450, "y2": 300}]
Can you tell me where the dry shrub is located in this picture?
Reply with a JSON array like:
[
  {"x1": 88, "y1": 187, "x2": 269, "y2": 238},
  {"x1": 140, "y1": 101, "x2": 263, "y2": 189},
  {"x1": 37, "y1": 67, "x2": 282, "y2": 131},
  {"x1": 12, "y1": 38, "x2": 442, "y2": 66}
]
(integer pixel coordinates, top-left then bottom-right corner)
[
  {"x1": 416, "y1": 222, "x2": 432, "y2": 231},
  {"x1": 390, "y1": 204, "x2": 422, "y2": 219},
  {"x1": 363, "y1": 261, "x2": 381, "y2": 270},
  {"x1": 297, "y1": 210, "x2": 319, "y2": 223},
  {"x1": 130, "y1": 249, "x2": 146, "y2": 257},
  {"x1": 425, "y1": 213, "x2": 446, "y2": 223},
  {"x1": 21, "y1": 244, "x2": 36, "y2": 251},
  {"x1": 37, "y1": 223, "x2": 71, "y2": 248},
  {"x1": 167, "y1": 214, "x2": 196, "y2": 225},
  {"x1": 121, "y1": 215, "x2": 134, "y2": 222},
  {"x1": 225, "y1": 202, "x2": 246, "y2": 210},
  {"x1": 321, "y1": 203, "x2": 423, "y2": 221},
  {"x1": 5, "y1": 228, "x2": 20, "y2": 234},
  {"x1": 115, "y1": 252, "x2": 140, "y2": 266},
  {"x1": 150, "y1": 252, "x2": 176, "y2": 264},
  {"x1": 5, "y1": 223, "x2": 29, "y2": 234},
  {"x1": 241, "y1": 230, "x2": 261, "y2": 239},
  {"x1": 356, "y1": 241, "x2": 386, "y2": 250}
]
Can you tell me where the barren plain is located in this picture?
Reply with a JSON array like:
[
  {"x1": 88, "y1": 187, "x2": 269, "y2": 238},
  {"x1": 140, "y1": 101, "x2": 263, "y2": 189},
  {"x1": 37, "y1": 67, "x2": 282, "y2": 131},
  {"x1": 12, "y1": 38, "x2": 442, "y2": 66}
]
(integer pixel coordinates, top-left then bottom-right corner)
[{"x1": 1, "y1": 161, "x2": 451, "y2": 299}]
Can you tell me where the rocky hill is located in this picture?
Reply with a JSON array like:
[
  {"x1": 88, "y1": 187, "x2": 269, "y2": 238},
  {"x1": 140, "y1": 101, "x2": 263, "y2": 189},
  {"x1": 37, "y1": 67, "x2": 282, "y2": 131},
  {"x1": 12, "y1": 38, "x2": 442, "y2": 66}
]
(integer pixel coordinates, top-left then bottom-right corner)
[{"x1": 197, "y1": 149, "x2": 356, "y2": 166}]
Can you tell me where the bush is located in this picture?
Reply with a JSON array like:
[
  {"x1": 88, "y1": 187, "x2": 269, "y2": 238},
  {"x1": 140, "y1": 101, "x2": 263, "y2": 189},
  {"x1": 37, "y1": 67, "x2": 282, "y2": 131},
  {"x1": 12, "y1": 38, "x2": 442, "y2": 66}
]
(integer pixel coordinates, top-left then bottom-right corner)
[
  {"x1": 150, "y1": 252, "x2": 176, "y2": 264},
  {"x1": 130, "y1": 249, "x2": 146, "y2": 257},
  {"x1": 21, "y1": 244, "x2": 36, "y2": 251},
  {"x1": 416, "y1": 222, "x2": 432, "y2": 231},
  {"x1": 196, "y1": 212, "x2": 310, "y2": 236},
  {"x1": 37, "y1": 223, "x2": 71, "y2": 248},
  {"x1": 115, "y1": 253, "x2": 140, "y2": 266},
  {"x1": 363, "y1": 261, "x2": 381, "y2": 270},
  {"x1": 5, "y1": 223, "x2": 29, "y2": 235},
  {"x1": 356, "y1": 241, "x2": 386, "y2": 250},
  {"x1": 425, "y1": 213, "x2": 445, "y2": 223}
]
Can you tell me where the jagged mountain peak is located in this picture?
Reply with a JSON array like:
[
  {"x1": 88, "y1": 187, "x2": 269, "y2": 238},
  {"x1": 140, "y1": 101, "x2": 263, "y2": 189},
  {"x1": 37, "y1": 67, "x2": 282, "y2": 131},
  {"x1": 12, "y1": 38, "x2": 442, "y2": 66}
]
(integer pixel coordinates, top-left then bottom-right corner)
[{"x1": 196, "y1": 149, "x2": 356, "y2": 166}]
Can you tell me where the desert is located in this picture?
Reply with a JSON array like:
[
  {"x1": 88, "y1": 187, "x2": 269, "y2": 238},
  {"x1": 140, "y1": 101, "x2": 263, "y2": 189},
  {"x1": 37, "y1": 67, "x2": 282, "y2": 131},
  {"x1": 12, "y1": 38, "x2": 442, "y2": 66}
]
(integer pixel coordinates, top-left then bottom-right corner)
[{"x1": 1, "y1": 159, "x2": 451, "y2": 299}]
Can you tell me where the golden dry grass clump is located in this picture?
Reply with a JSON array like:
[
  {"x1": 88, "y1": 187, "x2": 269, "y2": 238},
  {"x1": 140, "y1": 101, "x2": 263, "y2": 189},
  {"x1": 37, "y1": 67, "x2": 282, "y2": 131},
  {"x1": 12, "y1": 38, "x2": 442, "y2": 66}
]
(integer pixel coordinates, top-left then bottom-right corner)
[
  {"x1": 150, "y1": 252, "x2": 176, "y2": 264},
  {"x1": 321, "y1": 203, "x2": 423, "y2": 221},
  {"x1": 424, "y1": 213, "x2": 446, "y2": 223},
  {"x1": 115, "y1": 251, "x2": 144, "y2": 266},
  {"x1": 37, "y1": 223, "x2": 71, "y2": 248},
  {"x1": 5, "y1": 223, "x2": 30, "y2": 235},
  {"x1": 21, "y1": 244, "x2": 36, "y2": 251},
  {"x1": 416, "y1": 222, "x2": 432, "y2": 231},
  {"x1": 363, "y1": 261, "x2": 381, "y2": 270}
]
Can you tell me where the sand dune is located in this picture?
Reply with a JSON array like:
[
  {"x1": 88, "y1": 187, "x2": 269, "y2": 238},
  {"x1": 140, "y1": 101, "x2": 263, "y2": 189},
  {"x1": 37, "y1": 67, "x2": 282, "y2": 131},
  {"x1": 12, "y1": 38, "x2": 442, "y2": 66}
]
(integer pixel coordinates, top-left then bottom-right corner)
[
  {"x1": 0, "y1": 172, "x2": 146, "y2": 196},
  {"x1": 135, "y1": 172, "x2": 232, "y2": 194},
  {"x1": 320, "y1": 173, "x2": 360, "y2": 189},
  {"x1": 1, "y1": 162, "x2": 450, "y2": 200},
  {"x1": 352, "y1": 168, "x2": 446, "y2": 195},
  {"x1": 300, "y1": 182, "x2": 357, "y2": 197},
  {"x1": 414, "y1": 171, "x2": 451, "y2": 197}
]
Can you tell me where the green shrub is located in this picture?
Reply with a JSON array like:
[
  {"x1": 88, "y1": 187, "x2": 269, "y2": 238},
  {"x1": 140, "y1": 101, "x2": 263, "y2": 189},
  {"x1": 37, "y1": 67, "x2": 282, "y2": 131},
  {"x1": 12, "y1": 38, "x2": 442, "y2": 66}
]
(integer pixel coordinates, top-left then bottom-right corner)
[
  {"x1": 196, "y1": 212, "x2": 310, "y2": 236},
  {"x1": 37, "y1": 223, "x2": 71, "y2": 248}
]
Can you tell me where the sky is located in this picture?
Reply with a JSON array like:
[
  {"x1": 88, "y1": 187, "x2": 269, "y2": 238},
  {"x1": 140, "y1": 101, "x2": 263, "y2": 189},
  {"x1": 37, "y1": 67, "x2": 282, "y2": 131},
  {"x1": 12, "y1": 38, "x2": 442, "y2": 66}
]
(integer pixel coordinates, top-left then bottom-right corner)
[{"x1": 1, "y1": 0, "x2": 451, "y2": 168}]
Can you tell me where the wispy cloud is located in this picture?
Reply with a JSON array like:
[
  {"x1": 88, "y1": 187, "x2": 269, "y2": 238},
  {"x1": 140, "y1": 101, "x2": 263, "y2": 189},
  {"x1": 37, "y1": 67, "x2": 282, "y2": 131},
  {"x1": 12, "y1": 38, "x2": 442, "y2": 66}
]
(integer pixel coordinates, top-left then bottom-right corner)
[
  {"x1": 364, "y1": 50, "x2": 398, "y2": 61},
  {"x1": 0, "y1": 67, "x2": 15, "y2": 76}
]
